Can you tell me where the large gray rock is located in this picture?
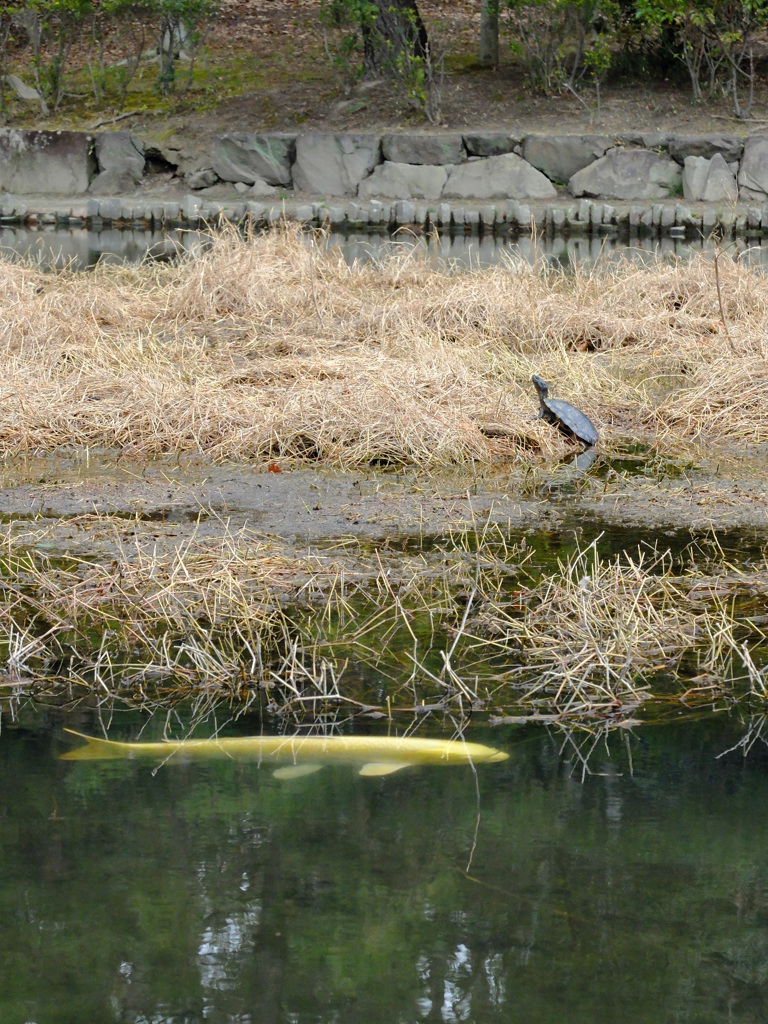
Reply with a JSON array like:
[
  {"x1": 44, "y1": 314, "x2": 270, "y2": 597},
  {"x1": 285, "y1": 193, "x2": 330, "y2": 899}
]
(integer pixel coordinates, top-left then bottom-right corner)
[
  {"x1": 0, "y1": 129, "x2": 91, "y2": 194},
  {"x1": 382, "y1": 133, "x2": 465, "y2": 165},
  {"x1": 521, "y1": 135, "x2": 611, "y2": 184},
  {"x1": 88, "y1": 170, "x2": 142, "y2": 195},
  {"x1": 94, "y1": 132, "x2": 144, "y2": 176},
  {"x1": 210, "y1": 133, "x2": 295, "y2": 186},
  {"x1": 358, "y1": 161, "x2": 448, "y2": 200},
  {"x1": 568, "y1": 149, "x2": 681, "y2": 200},
  {"x1": 248, "y1": 177, "x2": 280, "y2": 198},
  {"x1": 463, "y1": 132, "x2": 522, "y2": 157},
  {"x1": 292, "y1": 134, "x2": 381, "y2": 195},
  {"x1": 683, "y1": 154, "x2": 737, "y2": 202},
  {"x1": 155, "y1": 140, "x2": 218, "y2": 190},
  {"x1": 443, "y1": 153, "x2": 556, "y2": 200},
  {"x1": 90, "y1": 132, "x2": 144, "y2": 193},
  {"x1": 157, "y1": 136, "x2": 214, "y2": 180},
  {"x1": 737, "y1": 136, "x2": 768, "y2": 199},
  {"x1": 669, "y1": 134, "x2": 743, "y2": 163},
  {"x1": 5, "y1": 73, "x2": 48, "y2": 114}
]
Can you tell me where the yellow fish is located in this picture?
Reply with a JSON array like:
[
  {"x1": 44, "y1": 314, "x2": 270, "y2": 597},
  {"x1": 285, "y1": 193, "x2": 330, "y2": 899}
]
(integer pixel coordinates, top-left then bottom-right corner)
[{"x1": 61, "y1": 728, "x2": 509, "y2": 778}]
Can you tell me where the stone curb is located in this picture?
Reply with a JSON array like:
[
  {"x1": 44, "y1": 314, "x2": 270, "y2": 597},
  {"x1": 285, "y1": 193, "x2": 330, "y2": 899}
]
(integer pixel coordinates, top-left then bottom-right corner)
[{"x1": 2, "y1": 195, "x2": 766, "y2": 240}]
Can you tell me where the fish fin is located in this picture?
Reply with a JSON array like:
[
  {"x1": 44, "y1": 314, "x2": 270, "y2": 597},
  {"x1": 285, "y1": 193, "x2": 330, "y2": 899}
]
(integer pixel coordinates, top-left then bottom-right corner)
[
  {"x1": 272, "y1": 764, "x2": 324, "y2": 780},
  {"x1": 358, "y1": 762, "x2": 412, "y2": 776},
  {"x1": 60, "y1": 729, "x2": 125, "y2": 761}
]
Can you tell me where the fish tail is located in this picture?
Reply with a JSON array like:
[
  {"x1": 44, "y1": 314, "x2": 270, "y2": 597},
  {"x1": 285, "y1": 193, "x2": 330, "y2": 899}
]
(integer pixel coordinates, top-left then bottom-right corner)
[{"x1": 60, "y1": 728, "x2": 128, "y2": 760}]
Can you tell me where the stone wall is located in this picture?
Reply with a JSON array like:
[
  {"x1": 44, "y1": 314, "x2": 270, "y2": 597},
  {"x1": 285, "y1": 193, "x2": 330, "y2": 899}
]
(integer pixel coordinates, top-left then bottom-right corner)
[{"x1": 2, "y1": 127, "x2": 768, "y2": 237}]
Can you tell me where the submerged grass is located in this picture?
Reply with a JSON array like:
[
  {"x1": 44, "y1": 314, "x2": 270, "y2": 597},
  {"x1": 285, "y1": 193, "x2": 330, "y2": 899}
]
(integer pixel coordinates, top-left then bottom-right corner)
[
  {"x1": 0, "y1": 518, "x2": 766, "y2": 720},
  {"x1": 465, "y1": 539, "x2": 768, "y2": 714},
  {"x1": 1, "y1": 226, "x2": 768, "y2": 465}
]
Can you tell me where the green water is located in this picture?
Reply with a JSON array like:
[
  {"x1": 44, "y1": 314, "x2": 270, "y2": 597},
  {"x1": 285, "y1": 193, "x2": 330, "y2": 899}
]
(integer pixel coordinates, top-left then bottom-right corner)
[{"x1": 2, "y1": 709, "x2": 768, "y2": 1023}]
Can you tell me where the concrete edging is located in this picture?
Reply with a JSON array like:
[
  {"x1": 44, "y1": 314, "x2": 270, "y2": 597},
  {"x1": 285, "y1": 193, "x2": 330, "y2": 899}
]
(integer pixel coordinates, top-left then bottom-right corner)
[{"x1": 1, "y1": 194, "x2": 764, "y2": 240}]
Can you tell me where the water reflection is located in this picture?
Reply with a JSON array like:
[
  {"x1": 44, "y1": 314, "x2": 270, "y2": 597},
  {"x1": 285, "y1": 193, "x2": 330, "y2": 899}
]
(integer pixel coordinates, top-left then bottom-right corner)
[
  {"x1": 0, "y1": 225, "x2": 208, "y2": 269},
  {"x1": 3, "y1": 223, "x2": 768, "y2": 271},
  {"x1": 2, "y1": 708, "x2": 768, "y2": 1022},
  {"x1": 333, "y1": 230, "x2": 733, "y2": 271}
]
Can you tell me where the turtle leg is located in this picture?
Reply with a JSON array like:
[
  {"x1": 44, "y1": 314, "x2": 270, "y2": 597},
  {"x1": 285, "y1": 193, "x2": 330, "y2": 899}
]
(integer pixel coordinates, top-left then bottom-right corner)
[{"x1": 574, "y1": 447, "x2": 598, "y2": 472}]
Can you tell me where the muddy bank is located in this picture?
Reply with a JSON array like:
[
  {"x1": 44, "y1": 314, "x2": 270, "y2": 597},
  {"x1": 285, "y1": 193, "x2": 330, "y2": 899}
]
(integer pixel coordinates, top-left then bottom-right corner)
[
  {"x1": 3, "y1": 449, "x2": 767, "y2": 559},
  {"x1": 3, "y1": 446, "x2": 766, "y2": 721}
]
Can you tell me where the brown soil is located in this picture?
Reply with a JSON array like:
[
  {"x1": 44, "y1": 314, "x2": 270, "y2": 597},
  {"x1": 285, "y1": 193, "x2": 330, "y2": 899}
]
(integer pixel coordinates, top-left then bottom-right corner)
[
  {"x1": 22, "y1": 1, "x2": 768, "y2": 144},
  {"x1": 178, "y1": 0, "x2": 768, "y2": 142}
]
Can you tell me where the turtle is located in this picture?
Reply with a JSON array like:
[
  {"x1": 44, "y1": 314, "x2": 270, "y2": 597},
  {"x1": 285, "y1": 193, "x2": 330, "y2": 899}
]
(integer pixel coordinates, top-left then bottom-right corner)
[{"x1": 531, "y1": 374, "x2": 598, "y2": 448}]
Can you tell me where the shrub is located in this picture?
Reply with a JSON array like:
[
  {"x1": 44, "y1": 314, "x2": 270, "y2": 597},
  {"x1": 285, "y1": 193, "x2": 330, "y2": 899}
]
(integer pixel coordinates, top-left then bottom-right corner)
[
  {"x1": 635, "y1": 0, "x2": 768, "y2": 116},
  {"x1": 504, "y1": 0, "x2": 619, "y2": 98}
]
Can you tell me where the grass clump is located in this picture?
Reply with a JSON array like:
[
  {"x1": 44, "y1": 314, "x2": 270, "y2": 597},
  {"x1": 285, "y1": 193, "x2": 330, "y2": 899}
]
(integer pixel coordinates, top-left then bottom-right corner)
[
  {"x1": 0, "y1": 226, "x2": 767, "y2": 467},
  {"x1": 466, "y1": 541, "x2": 722, "y2": 714},
  {"x1": 0, "y1": 517, "x2": 766, "y2": 721}
]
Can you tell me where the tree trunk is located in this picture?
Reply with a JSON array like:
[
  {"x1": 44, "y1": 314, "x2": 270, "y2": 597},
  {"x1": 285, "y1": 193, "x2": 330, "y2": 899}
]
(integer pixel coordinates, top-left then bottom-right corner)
[
  {"x1": 478, "y1": 0, "x2": 499, "y2": 68},
  {"x1": 362, "y1": 0, "x2": 429, "y2": 74}
]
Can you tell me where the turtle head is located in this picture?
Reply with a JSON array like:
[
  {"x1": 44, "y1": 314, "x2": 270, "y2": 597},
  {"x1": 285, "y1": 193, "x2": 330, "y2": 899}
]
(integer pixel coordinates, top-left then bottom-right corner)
[{"x1": 531, "y1": 374, "x2": 549, "y2": 399}]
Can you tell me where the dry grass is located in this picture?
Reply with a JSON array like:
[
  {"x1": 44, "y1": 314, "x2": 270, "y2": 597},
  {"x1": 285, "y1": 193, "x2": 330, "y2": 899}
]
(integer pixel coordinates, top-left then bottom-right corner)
[
  {"x1": 0, "y1": 525, "x2": 358, "y2": 710},
  {"x1": 2, "y1": 229, "x2": 768, "y2": 718},
  {"x1": 466, "y1": 541, "x2": 722, "y2": 713},
  {"x1": 456, "y1": 531, "x2": 768, "y2": 715},
  {"x1": 0, "y1": 518, "x2": 486, "y2": 707},
  {"x1": 0, "y1": 517, "x2": 766, "y2": 718},
  {"x1": 0, "y1": 226, "x2": 767, "y2": 465}
]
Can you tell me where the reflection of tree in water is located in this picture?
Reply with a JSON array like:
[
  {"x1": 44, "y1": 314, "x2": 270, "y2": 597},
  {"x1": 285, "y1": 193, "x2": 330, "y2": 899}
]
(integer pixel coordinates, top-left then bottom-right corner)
[{"x1": 5, "y1": 713, "x2": 768, "y2": 1021}]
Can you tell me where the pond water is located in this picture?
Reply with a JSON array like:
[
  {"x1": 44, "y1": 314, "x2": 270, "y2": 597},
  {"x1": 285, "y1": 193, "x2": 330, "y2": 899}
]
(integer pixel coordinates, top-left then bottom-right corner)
[
  {"x1": 3, "y1": 704, "x2": 768, "y2": 1023},
  {"x1": 3, "y1": 210, "x2": 768, "y2": 1023},
  {"x1": 5, "y1": 223, "x2": 768, "y2": 271}
]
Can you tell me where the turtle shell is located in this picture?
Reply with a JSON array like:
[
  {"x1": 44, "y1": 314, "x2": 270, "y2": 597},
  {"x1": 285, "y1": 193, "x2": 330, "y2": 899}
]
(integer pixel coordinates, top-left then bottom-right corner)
[{"x1": 542, "y1": 397, "x2": 599, "y2": 447}]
